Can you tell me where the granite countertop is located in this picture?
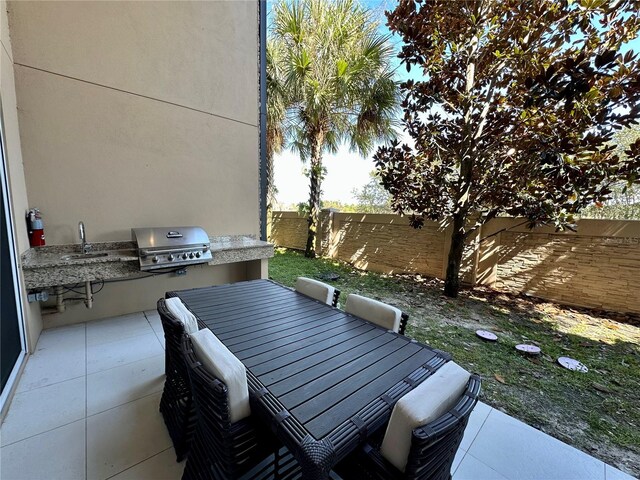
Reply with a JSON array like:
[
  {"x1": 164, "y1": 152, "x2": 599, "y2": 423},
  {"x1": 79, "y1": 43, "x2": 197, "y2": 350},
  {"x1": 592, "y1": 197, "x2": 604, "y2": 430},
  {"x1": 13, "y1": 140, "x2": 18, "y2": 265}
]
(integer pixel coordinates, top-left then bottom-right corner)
[
  {"x1": 209, "y1": 235, "x2": 273, "y2": 252},
  {"x1": 21, "y1": 241, "x2": 138, "y2": 269},
  {"x1": 21, "y1": 235, "x2": 274, "y2": 289}
]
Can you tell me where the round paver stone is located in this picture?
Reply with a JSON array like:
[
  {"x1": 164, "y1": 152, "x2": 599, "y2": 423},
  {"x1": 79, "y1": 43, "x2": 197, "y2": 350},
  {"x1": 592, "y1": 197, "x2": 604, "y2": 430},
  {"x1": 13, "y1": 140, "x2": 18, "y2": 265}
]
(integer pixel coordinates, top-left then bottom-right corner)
[
  {"x1": 515, "y1": 344, "x2": 541, "y2": 356},
  {"x1": 476, "y1": 330, "x2": 498, "y2": 342},
  {"x1": 557, "y1": 356, "x2": 588, "y2": 373}
]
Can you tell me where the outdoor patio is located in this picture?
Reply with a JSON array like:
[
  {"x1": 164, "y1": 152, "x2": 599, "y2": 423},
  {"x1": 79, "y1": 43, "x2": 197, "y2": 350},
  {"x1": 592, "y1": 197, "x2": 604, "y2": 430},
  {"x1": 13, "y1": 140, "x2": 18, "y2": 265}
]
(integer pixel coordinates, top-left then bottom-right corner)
[{"x1": 0, "y1": 311, "x2": 633, "y2": 480}]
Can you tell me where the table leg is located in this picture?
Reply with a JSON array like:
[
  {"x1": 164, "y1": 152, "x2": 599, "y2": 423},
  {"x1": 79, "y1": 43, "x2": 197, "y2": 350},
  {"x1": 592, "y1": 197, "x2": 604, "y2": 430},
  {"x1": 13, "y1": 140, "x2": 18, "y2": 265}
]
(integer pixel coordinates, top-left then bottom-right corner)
[{"x1": 299, "y1": 435, "x2": 336, "y2": 480}]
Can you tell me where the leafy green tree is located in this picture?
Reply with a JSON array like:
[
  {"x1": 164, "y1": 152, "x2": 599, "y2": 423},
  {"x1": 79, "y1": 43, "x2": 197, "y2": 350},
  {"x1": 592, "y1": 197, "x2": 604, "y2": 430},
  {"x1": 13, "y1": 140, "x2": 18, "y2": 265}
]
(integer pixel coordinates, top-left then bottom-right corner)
[
  {"x1": 320, "y1": 200, "x2": 360, "y2": 212},
  {"x1": 580, "y1": 183, "x2": 640, "y2": 219},
  {"x1": 270, "y1": 0, "x2": 399, "y2": 257},
  {"x1": 581, "y1": 126, "x2": 640, "y2": 219},
  {"x1": 376, "y1": 0, "x2": 640, "y2": 297},
  {"x1": 352, "y1": 172, "x2": 392, "y2": 213}
]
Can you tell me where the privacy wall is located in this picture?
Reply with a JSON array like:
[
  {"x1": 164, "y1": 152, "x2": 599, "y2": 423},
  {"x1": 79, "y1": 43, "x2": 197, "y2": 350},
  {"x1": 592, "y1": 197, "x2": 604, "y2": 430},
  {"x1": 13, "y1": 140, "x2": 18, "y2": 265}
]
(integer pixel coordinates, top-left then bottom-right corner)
[{"x1": 269, "y1": 211, "x2": 640, "y2": 314}]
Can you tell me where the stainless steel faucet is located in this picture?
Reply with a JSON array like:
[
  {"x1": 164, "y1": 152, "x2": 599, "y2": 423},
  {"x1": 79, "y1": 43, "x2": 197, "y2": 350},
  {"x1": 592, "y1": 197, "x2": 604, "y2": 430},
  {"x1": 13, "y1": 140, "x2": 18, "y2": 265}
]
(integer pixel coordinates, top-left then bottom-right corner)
[{"x1": 78, "y1": 221, "x2": 92, "y2": 254}]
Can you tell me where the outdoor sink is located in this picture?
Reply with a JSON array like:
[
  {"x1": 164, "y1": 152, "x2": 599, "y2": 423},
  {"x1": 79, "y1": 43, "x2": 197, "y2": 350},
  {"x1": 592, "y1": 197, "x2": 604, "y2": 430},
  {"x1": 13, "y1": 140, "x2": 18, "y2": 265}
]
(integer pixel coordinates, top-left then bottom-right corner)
[
  {"x1": 58, "y1": 249, "x2": 138, "y2": 262},
  {"x1": 61, "y1": 252, "x2": 110, "y2": 261}
]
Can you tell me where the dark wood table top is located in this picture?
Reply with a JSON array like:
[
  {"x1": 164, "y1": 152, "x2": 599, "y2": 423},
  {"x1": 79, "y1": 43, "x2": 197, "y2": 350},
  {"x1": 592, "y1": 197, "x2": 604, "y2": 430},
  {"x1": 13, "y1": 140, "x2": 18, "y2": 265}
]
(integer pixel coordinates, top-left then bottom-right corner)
[{"x1": 170, "y1": 279, "x2": 450, "y2": 479}]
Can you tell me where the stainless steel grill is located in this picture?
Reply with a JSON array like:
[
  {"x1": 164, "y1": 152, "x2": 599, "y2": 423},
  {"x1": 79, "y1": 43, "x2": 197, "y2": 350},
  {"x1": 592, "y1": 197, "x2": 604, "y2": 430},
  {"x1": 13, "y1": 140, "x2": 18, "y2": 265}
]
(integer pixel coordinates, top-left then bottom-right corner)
[{"x1": 131, "y1": 226, "x2": 212, "y2": 271}]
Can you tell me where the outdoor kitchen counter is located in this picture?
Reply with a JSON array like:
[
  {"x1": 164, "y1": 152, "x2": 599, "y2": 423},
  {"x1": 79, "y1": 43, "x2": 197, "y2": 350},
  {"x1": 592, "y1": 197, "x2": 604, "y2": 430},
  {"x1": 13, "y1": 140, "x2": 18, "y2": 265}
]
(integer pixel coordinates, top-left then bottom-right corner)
[{"x1": 21, "y1": 235, "x2": 274, "y2": 289}]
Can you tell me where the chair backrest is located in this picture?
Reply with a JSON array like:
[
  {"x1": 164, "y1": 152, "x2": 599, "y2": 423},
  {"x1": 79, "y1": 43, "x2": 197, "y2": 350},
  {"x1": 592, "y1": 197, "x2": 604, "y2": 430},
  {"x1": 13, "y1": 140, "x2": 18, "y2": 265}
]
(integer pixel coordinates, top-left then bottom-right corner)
[
  {"x1": 182, "y1": 335, "x2": 260, "y2": 478},
  {"x1": 165, "y1": 297, "x2": 200, "y2": 334},
  {"x1": 405, "y1": 374, "x2": 481, "y2": 480},
  {"x1": 157, "y1": 298, "x2": 190, "y2": 378},
  {"x1": 380, "y1": 362, "x2": 479, "y2": 472},
  {"x1": 189, "y1": 329, "x2": 250, "y2": 423},
  {"x1": 295, "y1": 277, "x2": 339, "y2": 306},
  {"x1": 379, "y1": 361, "x2": 474, "y2": 473},
  {"x1": 345, "y1": 294, "x2": 402, "y2": 332},
  {"x1": 399, "y1": 312, "x2": 409, "y2": 336}
]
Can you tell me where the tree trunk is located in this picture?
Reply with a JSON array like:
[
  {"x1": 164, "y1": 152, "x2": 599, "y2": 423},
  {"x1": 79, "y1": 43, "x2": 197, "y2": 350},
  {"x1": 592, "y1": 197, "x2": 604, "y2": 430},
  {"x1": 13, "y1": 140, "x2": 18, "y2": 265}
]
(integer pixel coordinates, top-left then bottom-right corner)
[
  {"x1": 266, "y1": 151, "x2": 275, "y2": 211},
  {"x1": 305, "y1": 139, "x2": 323, "y2": 258},
  {"x1": 444, "y1": 214, "x2": 466, "y2": 297}
]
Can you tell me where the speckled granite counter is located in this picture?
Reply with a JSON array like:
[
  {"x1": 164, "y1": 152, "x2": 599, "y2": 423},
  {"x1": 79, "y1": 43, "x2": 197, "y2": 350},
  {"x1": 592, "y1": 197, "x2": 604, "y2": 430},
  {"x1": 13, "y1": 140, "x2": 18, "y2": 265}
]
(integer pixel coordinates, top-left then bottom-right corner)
[{"x1": 21, "y1": 235, "x2": 274, "y2": 289}]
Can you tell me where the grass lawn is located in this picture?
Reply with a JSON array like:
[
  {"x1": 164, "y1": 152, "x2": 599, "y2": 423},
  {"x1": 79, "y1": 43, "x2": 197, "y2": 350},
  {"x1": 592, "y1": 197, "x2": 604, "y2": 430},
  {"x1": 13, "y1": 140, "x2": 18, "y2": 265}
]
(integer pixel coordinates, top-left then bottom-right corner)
[{"x1": 269, "y1": 248, "x2": 640, "y2": 477}]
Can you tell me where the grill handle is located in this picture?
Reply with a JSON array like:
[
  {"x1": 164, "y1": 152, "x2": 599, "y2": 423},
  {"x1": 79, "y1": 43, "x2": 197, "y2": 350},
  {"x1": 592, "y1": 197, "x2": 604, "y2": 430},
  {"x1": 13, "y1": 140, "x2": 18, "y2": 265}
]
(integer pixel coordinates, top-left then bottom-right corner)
[{"x1": 140, "y1": 246, "x2": 209, "y2": 257}]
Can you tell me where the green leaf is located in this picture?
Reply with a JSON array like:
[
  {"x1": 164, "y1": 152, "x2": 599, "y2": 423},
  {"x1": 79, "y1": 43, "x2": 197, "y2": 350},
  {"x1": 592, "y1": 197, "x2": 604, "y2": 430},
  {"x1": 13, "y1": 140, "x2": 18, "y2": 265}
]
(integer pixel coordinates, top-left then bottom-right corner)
[{"x1": 336, "y1": 59, "x2": 348, "y2": 77}]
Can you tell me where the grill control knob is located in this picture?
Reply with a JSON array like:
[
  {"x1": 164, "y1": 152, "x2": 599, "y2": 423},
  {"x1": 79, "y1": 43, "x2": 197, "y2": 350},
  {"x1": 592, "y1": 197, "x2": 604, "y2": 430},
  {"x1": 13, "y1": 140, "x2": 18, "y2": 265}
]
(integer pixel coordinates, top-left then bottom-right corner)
[
  {"x1": 152, "y1": 255, "x2": 159, "y2": 263},
  {"x1": 195, "y1": 251, "x2": 201, "y2": 258},
  {"x1": 168, "y1": 254, "x2": 175, "y2": 261},
  {"x1": 182, "y1": 253, "x2": 188, "y2": 260},
  {"x1": 189, "y1": 252, "x2": 194, "y2": 259}
]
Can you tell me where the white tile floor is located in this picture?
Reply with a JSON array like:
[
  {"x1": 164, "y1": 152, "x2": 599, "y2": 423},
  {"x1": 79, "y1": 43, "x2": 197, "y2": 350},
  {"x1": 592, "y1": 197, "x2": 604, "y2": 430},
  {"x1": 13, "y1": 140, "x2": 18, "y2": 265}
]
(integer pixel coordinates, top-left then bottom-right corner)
[{"x1": 0, "y1": 311, "x2": 636, "y2": 480}]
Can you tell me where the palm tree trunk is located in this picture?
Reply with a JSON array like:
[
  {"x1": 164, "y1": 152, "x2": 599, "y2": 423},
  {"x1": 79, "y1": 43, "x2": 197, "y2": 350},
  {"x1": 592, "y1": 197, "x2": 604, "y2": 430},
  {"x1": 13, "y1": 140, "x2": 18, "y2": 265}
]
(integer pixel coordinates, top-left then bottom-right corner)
[
  {"x1": 266, "y1": 150, "x2": 275, "y2": 211},
  {"x1": 305, "y1": 140, "x2": 323, "y2": 258},
  {"x1": 444, "y1": 213, "x2": 466, "y2": 297}
]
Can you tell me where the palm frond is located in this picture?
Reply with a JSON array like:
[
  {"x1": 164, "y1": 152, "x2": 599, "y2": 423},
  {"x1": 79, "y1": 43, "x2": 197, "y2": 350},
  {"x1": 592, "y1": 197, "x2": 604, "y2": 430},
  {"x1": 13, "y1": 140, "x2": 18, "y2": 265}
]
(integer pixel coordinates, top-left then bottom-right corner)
[{"x1": 269, "y1": 0, "x2": 400, "y2": 160}]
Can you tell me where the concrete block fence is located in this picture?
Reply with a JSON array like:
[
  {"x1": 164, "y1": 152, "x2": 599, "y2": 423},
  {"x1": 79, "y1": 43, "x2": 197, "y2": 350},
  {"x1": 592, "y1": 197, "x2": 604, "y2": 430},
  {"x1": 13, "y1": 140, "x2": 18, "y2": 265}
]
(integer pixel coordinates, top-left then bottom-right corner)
[{"x1": 268, "y1": 210, "x2": 640, "y2": 314}]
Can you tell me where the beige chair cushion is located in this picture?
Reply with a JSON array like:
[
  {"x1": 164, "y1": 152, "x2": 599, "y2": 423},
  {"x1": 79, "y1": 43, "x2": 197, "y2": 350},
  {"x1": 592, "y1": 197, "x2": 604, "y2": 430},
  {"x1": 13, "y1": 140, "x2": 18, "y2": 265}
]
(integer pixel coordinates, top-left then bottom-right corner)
[
  {"x1": 295, "y1": 277, "x2": 336, "y2": 305},
  {"x1": 165, "y1": 297, "x2": 200, "y2": 334},
  {"x1": 345, "y1": 294, "x2": 402, "y2": 332},
  {"x1": 379, "y1": 361, "x2": 471, "y2": 472},
  {"x1": 190, "y1": 329, "x2": 251, "y2": 423}
]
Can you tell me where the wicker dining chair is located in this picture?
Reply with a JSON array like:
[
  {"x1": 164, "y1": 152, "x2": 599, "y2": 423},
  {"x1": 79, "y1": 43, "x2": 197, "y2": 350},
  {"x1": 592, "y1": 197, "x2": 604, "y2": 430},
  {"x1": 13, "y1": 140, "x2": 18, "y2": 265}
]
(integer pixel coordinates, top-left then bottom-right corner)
[
  {"x1": 181, "y1": 334, "x2": 296, "y2": 480},
  {"x1": 295, "y1": 277, "x2": 341, "y2": 307},
  {"x1": 157, "y1": 298, "x2": 200, "y2": 462},
  {"x1": 338, "y1": 374, "x2": 481, "y2": 480},
  {"x1": 344, "y1": 294, "x2": 409, "y2": 335}
]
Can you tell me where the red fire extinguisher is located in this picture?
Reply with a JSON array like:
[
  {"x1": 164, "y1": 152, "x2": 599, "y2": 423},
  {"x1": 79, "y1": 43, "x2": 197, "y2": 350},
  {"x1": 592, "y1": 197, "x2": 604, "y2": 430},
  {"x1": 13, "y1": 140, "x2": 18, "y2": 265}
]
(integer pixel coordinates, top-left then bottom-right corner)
[{"x1": 27, "y1": 208, "x2": 46, "y2": 247}]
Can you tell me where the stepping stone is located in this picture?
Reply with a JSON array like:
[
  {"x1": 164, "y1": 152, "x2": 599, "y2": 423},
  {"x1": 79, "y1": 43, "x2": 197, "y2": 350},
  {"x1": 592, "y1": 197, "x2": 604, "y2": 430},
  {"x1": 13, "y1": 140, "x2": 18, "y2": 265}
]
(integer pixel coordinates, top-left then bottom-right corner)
[
  {"x1": 476, "y1": 330, "x2": 498, "y2": 342},
  {"x1": 557, "y1": 356, "x2": 588, "y2": 373},
  {"x1": 516, "y1": 344, "x2": 541, "y2": 356}
]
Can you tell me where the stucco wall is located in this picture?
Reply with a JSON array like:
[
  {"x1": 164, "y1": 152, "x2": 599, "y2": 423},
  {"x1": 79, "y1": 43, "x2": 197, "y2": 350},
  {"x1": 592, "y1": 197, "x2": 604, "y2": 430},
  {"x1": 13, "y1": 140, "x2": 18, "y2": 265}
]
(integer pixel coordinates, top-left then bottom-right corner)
[
  {"x1": 269, "y1": 211, "x2": 640, "y2": 314},
  {"x1": 1, "y1": 0, "x2": 42, "y2": 351},
  {"x1": 4, "y1": 1, "x2": 263, "y2": 326},
  {"x1": 8, "y1": 1, "x2": 259, "y2": 244}
]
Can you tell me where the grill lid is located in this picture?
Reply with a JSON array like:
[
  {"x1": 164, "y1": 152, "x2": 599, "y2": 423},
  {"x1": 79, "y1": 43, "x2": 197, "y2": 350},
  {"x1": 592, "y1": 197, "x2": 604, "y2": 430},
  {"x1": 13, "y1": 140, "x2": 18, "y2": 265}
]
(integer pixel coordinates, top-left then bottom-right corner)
[
  {"x1": 132, "y1": 226, "x2": 209, "y2": 250},
  {"x1": 131, "y1": 226, "x2": 212, "y2": 271}
]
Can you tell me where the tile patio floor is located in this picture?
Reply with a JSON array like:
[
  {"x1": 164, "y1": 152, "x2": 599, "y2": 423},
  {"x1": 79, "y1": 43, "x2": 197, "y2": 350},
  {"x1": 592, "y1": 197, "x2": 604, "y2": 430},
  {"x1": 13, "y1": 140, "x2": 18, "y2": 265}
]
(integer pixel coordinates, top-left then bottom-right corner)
[{"x1": 0, "y1": 311, "x2": 635, "y2": 480}]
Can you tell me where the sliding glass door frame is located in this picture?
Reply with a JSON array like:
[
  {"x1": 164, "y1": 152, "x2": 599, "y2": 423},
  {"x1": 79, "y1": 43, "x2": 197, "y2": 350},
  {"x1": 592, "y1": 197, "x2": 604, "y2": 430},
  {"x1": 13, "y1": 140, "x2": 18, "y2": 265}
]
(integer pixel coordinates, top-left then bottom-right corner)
[{"x1": 0, "y1": 95, "x2": 28, "y2": 414}]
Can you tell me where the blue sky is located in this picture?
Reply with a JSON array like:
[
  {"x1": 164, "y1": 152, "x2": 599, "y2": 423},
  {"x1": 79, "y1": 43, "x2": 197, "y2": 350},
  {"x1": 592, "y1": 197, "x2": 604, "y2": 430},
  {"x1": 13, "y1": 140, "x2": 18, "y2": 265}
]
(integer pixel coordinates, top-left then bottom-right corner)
[{"x1": 271, "y1": 1, "x2": 640, "y2": 208}]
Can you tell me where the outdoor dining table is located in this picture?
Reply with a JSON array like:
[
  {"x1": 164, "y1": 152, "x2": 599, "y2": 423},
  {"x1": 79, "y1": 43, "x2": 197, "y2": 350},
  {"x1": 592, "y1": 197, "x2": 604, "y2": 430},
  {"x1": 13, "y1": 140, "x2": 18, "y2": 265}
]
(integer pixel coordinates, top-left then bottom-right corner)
[{"x1": 168, "y1": 279, "x2": 450, "y2": 479}]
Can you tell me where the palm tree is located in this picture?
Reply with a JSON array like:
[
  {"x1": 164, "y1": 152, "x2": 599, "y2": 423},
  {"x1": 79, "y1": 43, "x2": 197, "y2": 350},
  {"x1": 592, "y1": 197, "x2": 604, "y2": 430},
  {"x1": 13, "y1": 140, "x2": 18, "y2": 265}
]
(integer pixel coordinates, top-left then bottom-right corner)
[
  {"x1": 270, "y1": 0, "x2": 399, "y2": 257},
  {"x1": 266, "y1": 39, "x2": 289, "y2": 210}
]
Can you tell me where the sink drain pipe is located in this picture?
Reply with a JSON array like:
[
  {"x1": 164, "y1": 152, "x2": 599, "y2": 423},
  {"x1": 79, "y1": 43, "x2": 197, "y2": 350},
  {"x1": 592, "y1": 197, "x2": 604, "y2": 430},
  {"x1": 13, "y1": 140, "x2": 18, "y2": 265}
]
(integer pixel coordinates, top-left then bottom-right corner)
[
  {"x1": 55, "y1": 285, "x2": 65, "y2": 313},
  {"x1": 41, "y1": 283, "x2": 93, "y2": 314},
  {"x1": 84, "y1": 280, "x2": 93, "y2": 309}
]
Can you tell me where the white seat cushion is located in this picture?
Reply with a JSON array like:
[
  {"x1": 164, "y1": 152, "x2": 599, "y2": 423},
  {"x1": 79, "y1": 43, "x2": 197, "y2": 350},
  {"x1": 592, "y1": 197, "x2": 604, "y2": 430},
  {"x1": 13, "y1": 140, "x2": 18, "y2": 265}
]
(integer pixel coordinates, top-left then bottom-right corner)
[
  {"x1": 379, "y1": 361, "x2": 471, "y2": 472},
  {"x1": 295, "y1": 277, "x2": 336, "y2": 305},
  {"x1": 165, "y1": 297, "x2": 200, "y2": 334},
  {"x1": 345, "y1": 294, "x2": 402, "y2": 332},
  {"x1": 189, "y1": 329, "x2": 251, "y2": 423}
]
